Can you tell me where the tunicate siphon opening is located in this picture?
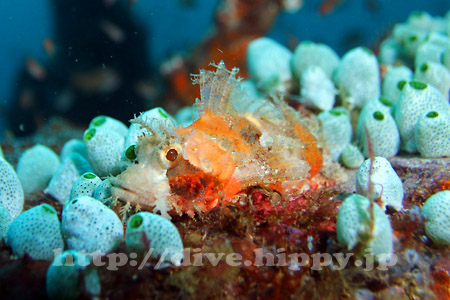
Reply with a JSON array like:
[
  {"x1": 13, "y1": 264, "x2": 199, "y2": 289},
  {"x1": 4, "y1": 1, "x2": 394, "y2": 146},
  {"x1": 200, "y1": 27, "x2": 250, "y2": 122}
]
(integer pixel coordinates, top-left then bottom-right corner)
[
  {"x1": 373, "y1": 111, "x2": 385, "y2": 121},
  {"x1": 409, "y1": 35, "x2": 418, "y2": 42},
  {"x1": 420, "y1": 63, "x2": 428, "y2": 72},
  {"x1": 71, "y1": 199, "x2": 78, "y2": 205},
  {"x1": 84, "y1": 128, "x2": 96, "y2": 141},
  {"x1": 83, "y1": 172, "x2": 97, "y2": 179},
  {"x1": 397, "y1": 80, "x2": 407, "y2": 90},
  {"x1": 379, "y1": 97, "x2": 393, "y2": 107},
  {"x1": 129, "y1": 215, "x2": 143, "y2": 228},
  {"x1": 426, "y1": 111, "x2": 439, "y2": 118},
  {"x1": 92, "y1": 116, "x2": 106, "y2": 126},
  {"x1": 158, "y1": 108, "x2": 168, "y2": 118},
  {"x1": 329, "y1": 109, "x2": 342, "y2": 116},
  {"x1": 409, "y1": 81, "x2": 427, "y2": 90},
  {"x1": 42, "y1": 204, "x2": 55, "y2": 214},
  {"x1": 410, "y1": 11, "x2": 425, "y2": 18},
  {"x1": 125, "y1": 145, "x2": 137, "y2": 160}
]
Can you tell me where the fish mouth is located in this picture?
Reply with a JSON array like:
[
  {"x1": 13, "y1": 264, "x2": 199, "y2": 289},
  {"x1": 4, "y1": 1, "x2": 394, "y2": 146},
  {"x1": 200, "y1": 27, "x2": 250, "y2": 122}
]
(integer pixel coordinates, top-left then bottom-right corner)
[
  {"x1": 110, "y1": 177, "x2": 144, "y2": 202},
  {"x1": 109, "y1": 177, "x2": 158, "y2": 211},
  {"x1": 109, "y1": 177, "x2": 131, "y2": 193}
]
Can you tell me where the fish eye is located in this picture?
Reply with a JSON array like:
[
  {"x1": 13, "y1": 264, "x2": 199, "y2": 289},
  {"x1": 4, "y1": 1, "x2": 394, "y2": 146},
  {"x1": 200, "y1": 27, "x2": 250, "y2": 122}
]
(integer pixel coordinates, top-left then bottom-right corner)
[
  {"x1": 166, "y1": 148, "x2": 178, "y2": 162},
  {"x1": 158, "y1": 143, "x2": 183, "y2": 168}
]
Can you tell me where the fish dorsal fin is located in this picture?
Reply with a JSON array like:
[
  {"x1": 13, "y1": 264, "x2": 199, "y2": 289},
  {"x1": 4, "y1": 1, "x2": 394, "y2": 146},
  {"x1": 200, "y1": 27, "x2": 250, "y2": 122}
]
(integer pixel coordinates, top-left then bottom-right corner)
[{"x1": 191, "y1": 61, "x2": 243, "y2": 116}]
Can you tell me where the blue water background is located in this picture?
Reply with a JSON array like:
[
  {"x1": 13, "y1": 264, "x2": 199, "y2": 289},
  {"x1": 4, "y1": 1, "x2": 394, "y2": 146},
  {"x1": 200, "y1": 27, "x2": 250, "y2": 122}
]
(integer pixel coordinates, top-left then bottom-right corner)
[{"x1": 1, "y1": 0, "x2": 450, "y2": 137}]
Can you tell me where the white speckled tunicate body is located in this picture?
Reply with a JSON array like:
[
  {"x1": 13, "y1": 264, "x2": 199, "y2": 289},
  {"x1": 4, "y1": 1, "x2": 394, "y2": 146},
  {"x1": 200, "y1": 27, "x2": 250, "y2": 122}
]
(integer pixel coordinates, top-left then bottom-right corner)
[
  {"x1": 356, "y1": 97, "x2": 394, "y2": 142},
  {"x1": 0, "y1": 158, "x2": 24, "y2": 220},
  {"x1": 421, "y1": 191, "x2": 450, "y2": 245},
  {"x1": 62, "y1": 196, "x2": 123, "y2": 253},
  {"x1": 0, "y1": 203, "x2": 12, "y2": 240},
  {"x1": 415, "y1": 110, "x2": 450, "y2": 157},
  {"x1": 356, "y1": 157, "x2": 404, "y2": 211},
  {"x1": 340, "y1": 144, "x2": 364, "y2": 169},
  {"x1": 60, "y1": 139, "x2": 88, "y2": 161},
  {"x1": 7, "y1": 204, "x2": 64, "y2": 260},
  {"x1": 93, "y1": 179, "x2": 113, "y2": 206},
  {"x1": 334, "y1": 47, "x2": 380, "y2": 109},
  {"x1": 414, "y1": 62, "x2": 450, "y2": 97},
  {"x1": 84, "y1": 127, "x2": 125, "y2": 177},
  {"x1": 378, "y1": 38, "x2": 400, "y2": 65},
  {"x1": 382, "y1": 66, "x2": 413, "y2": 105},
  {"x1": 395, "y1": 25, "x2": 427, "y2": 58},
  {"x1": 358, "y1": 110, "x2": 400, "y2": 158},
  {"x1": 291, "y1": 41, "x2": 340, "y2": 80},
  {"x1": 318, "y1": 108, "x2": 352, "y2": 161},
  {"x1": 300, "y1": 66, "x2": 336, "y2": 111},
  {"x1": 16, "y1": 144, "x2": 60, "y2": 194},
  {"x1": 394, "y1": 81, "x2": 450, "y2": 153},
  {"x1": 126, "y1": 212, "x2": 184, "y2": 267},
  {"x1": 46, "y1": 250, "x2": 100, "y2": 300},
  {"x1": 247, "y1": 37, "x2": 293, "y2": 93},
  {"x1": 45, "y1": 153, "x2": 92, "y2": 204},
  {"x1": 89, "y1": 115, "x2": 128, "y2": 137},
  {"x1": 415, "y1": 41, "x2": 446, "y2": 68},
  {"x1": 337, "y1": 194, "x2": 393, "y2": 262},
  {"x1": 69, "y1": 172, "x2": 102, "y2": 201}
]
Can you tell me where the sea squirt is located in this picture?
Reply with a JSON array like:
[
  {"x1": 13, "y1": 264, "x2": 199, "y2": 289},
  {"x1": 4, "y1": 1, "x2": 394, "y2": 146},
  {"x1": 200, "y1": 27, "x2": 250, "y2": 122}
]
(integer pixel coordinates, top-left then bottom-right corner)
[{"x1": 111, "y1": 61, "x2": 325, "y2": 219}]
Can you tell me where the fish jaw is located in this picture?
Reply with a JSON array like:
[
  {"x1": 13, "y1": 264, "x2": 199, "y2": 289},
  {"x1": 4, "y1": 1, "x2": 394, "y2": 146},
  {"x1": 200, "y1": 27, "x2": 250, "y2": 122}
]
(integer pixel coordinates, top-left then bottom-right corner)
[{"x1": 110, "y1": 162, "x2": 172, "y2": 219}]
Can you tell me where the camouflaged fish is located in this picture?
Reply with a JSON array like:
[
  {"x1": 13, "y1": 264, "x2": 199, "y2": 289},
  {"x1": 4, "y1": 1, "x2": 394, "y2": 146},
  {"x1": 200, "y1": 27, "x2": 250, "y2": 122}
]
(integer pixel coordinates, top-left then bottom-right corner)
[{"x1": 111, "y1": 61, "x2": 328, "y2": 219}]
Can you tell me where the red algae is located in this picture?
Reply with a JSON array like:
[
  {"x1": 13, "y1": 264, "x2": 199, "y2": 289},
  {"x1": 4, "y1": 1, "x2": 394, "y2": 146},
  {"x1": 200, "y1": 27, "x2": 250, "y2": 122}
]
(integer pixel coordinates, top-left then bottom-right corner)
[{"x1": 430, "y1": 270, "x2": 450, "y2": 300}]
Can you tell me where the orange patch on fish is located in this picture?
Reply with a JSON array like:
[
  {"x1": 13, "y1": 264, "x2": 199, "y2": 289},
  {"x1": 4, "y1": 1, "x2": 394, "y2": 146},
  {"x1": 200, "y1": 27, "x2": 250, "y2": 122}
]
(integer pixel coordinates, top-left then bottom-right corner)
[{"x1": 292, "y1": 122, "x2": 323, "y2": 178}]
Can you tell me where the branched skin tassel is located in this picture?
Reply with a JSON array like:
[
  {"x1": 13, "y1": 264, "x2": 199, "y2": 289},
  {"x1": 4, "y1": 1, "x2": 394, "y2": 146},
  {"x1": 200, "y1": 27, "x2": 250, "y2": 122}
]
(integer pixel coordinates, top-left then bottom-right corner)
[{"x1": 111, "y1": 61, "x2": 324, "y2": 219}]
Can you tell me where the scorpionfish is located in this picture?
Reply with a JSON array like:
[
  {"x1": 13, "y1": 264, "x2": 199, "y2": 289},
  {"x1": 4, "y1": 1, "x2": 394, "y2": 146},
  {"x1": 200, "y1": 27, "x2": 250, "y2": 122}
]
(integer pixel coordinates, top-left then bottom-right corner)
[{"x1": 111, "y1": 61, "x2": 328, "y2": 219}]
